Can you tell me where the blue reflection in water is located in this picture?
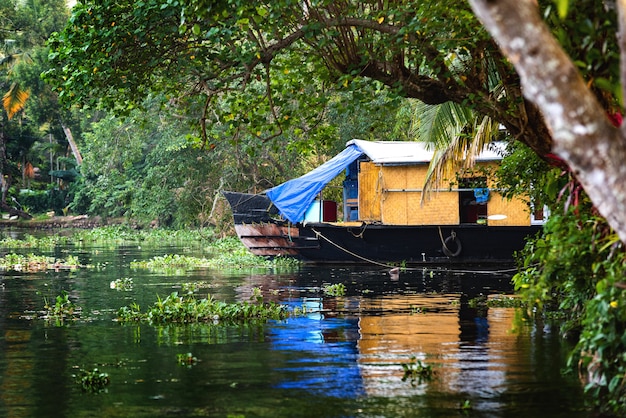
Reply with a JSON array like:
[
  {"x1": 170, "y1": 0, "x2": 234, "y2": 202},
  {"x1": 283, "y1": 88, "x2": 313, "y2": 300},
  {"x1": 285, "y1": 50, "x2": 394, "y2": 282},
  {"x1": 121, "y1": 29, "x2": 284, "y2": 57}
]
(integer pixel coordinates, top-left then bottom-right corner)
[{"x1": 268, "y1": 300, "x2": 365, "y2": 398}]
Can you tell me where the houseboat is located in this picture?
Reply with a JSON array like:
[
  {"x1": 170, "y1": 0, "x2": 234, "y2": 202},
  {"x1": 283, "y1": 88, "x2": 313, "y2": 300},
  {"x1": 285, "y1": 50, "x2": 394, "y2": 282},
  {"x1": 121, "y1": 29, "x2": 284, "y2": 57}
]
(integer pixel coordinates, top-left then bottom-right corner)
[{"x1": 223, "y1": 140, "x2": 544, "y2": 265}]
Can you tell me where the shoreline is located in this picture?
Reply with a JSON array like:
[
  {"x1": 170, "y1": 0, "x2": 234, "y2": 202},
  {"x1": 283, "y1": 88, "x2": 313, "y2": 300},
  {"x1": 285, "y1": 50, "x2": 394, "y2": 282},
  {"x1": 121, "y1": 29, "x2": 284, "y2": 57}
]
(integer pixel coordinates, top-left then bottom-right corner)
[{"x1": 0, "y1": 215, "x2": 125, "y2": 229}]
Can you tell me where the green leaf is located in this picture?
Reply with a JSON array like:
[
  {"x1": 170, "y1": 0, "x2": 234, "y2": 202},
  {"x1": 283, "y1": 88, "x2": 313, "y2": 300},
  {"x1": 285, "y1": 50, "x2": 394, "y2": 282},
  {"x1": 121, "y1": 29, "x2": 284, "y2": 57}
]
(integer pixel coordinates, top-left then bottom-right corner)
[{"x1": 555, "y1": 0, "x2": 569, "y2": 19}]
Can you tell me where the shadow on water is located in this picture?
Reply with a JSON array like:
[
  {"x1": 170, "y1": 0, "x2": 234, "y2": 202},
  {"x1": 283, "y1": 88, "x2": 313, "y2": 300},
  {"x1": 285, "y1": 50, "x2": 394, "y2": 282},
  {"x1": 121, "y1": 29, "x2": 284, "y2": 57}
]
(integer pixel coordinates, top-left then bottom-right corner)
[{"x1": 0, "y1": 244, "x2": 590, "y2": 417}]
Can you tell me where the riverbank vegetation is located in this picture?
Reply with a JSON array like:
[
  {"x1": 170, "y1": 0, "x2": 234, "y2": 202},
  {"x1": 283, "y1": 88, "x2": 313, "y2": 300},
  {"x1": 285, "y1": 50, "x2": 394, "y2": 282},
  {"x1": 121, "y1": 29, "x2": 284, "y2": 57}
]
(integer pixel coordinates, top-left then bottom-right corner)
[
  {"x1": 0, "y1": 228, "x2": 297, "y2": 271},
  {"x1": 502, "y1": 148, "x2": 626, "y2": 415}
]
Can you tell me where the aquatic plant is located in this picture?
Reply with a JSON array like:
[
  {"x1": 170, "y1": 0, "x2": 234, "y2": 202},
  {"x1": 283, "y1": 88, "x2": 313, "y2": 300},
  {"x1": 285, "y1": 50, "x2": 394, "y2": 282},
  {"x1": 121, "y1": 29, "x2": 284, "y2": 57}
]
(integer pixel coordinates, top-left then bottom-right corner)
[
  {"x1": 401, "y1": 356, "x2": 433, "y2": 385},
  {"x1": 460, "y1": 399, "x2": 473, "y2": 412},
  {"x1": 131, "y1": 239, "x2": 300, "y2": 271},
  {"x1": 72, "y1": 225, "x2": 212, "y2": 245},
  {"x1": 0, "y1": 234, "x2": 72, "y2": 248},
  {"x1": 0, "y1": 253, "x2": 83, "y2": 272},
  {"x1": 177, "y1": 352, "x2": 198, "y2": 367},
  {"x1": 110, "y1": 277, "x2": 134, "y2": 291},
  {"x1": 468, "y1": 295, "x2": 525, "y2": 309},
  {"x1": 130, "y1": 254, "x2": 209, "y2": 270},
  {"x1": 0, "y1": 253, "x2": 53, "y2": 272},
  {"x1": 74, "y1": 368, "x2": 110, "y2": 393},
  {"x1": 117, "y1": 289, "x2": 290, "y2": 324},
  {"x1": 323, "y1": 283, "x2": 346, "y2": 297},
  {"x1": 117, "y1": 302, "x2": 142, "y2": 321},
  {"x1": 64, "y1": 254, "x2": 81, "y2": 269},
  {"x1": 43, "y1": 291, "x2": 81, "y2": 321}
]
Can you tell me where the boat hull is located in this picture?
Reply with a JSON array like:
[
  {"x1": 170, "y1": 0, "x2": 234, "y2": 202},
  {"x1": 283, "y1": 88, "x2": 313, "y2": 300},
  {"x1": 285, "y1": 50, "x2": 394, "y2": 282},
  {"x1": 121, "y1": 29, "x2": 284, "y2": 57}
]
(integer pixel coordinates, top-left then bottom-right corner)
[{"x1": 223, "y1": 191, "x2": 541, "y2": 265}]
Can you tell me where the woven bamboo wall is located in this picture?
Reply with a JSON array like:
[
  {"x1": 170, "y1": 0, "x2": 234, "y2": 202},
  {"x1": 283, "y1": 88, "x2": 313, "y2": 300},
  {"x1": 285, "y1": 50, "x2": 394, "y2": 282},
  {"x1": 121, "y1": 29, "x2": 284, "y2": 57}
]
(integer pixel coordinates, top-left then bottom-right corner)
[
  {"x1": 487, "y1": 193, "x2": 531, "y2": 226},
  {"x1": 358, "y1": 161, "x2": 382, "y2": 222},
  {"x1": 357, "y1": 160, "x2": 532, "y2": 226},
  {"x1": 483, "y1": 161, "x2": 531, "y2": 226}
]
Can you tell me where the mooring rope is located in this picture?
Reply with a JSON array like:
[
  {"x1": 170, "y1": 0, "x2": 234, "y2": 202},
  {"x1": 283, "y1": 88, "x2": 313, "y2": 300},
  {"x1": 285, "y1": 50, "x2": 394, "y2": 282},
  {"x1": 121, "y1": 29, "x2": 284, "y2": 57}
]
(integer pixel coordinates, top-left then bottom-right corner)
[
  {"x1": 312, "y1": 227, "x2": 397, "y2": 269},
  {"x1": 311, "y1": 227, "x2": 520, "y2": 275}
]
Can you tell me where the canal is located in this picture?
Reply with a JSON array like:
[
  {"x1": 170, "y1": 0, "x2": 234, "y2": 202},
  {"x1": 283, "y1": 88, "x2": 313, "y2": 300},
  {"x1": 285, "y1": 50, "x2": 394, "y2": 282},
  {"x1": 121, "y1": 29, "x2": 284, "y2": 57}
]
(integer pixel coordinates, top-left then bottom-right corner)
[{"x1": 0, "y1": 240, "x2": 589, "y2": 417}]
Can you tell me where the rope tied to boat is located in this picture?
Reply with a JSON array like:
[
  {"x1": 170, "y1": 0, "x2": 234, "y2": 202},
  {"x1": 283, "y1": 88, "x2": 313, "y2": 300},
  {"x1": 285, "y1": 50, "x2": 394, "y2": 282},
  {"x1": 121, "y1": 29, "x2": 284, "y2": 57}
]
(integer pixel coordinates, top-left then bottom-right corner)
[
  {"x1": 312, "y1": 227, "x2": 401, "y2": 269},
  {"x1": 348, "y1": 222, "x2": 367, "y2": 238},
  {"x1": 311, "y1": 227, "x2": 517, "y2": 274}
]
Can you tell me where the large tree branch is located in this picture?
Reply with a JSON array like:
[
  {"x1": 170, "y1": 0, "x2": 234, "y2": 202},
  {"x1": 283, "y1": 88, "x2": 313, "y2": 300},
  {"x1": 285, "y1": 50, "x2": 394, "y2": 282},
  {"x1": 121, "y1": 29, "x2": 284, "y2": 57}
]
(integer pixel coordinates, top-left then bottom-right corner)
[{"x1": 470, "y1": 0, "x2": 626, "y2": 242}]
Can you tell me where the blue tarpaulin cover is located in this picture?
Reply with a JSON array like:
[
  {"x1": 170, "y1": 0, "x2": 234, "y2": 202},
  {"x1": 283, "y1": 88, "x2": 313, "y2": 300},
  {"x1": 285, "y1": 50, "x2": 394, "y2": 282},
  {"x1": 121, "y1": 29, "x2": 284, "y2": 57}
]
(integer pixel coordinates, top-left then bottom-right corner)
[{"x1": 266, "y1": 145, "x2": 364, "y2": 223}]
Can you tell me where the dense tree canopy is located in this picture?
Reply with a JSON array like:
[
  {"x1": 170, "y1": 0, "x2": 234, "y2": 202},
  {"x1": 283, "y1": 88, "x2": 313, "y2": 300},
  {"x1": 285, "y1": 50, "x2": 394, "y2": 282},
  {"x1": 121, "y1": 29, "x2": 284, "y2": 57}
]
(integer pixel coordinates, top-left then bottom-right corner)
[
  {"x1": 46, "y1": 0, "x2": 626, "y2": 236},
  {"x1": 0, "y1": 0, "x2": 71, "y2": 216},
  {"x1": 48, "y1": 0, "x2": 596, "y2": 157}
]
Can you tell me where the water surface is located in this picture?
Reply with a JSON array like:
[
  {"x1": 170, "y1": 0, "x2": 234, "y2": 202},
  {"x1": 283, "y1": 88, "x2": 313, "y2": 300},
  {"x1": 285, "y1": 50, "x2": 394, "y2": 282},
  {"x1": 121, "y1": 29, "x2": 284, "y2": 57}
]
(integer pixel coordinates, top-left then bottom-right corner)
[{"x1": 0, "y1": 242, "x2": 589, "y2": 417}]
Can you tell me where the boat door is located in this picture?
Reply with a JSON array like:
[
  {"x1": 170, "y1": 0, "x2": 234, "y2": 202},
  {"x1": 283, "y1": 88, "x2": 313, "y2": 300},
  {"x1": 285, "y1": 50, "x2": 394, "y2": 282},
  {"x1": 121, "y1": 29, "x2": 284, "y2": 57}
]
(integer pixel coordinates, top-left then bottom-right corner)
[{"x1": 458, "y1": 177, "x2": 488, "y2": 224}]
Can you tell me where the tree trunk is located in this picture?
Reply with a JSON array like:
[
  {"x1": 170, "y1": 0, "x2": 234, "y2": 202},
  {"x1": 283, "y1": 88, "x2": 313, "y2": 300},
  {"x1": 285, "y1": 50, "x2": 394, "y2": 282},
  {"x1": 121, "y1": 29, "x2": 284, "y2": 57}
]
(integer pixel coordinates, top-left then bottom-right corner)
[
  {"x1": 469, "y1": 0, "x2": 626, "y2": 244},
  {"x1": 62, "y1": 124, "x2": 83, "y2": 165}
]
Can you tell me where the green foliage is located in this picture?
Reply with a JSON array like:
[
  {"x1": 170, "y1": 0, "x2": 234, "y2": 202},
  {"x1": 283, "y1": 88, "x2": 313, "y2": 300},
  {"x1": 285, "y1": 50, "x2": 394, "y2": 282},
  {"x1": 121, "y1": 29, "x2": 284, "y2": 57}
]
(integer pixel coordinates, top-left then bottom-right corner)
[
  {"x1": 74, "y1": 368, "x2": 110, "y2": 393},
  {"x1": 514, "y1": 203, "x2": 626, "y2": 415},
  {"x1": 0, "y1": 253, "x2": 52, "y2": 272},
  {"x1": 543, "y1": 1, "x2": 620, "y2": 104},
  {"x1": 0, "y1": 1, "x2": 76, "y2": 217},
  {"x1": 18, "y1": 188, "x2": 69, "y2": 215},
  {"x1": 70, "y1": 104, "x2": 316, "y2": 228},
  {"x1": 72, "y1": 225, "x2": 212, "y2": 245},
  {"x1": 117, "y1": 290, "x2": 289, "y2": 324},
  {"x1": 495, "y1": 141, "x2": 563, "y2": 207},
  {"x1": 512, "y1": 209, "x2": 612, "y2": 324},
  {"x1": 0, "y1": 252, "x2": 80, "y2": 272},
  {"x1": 130, "y1": 254, "x2": 209, "y2": 271},
  {"x1": 401, "y1": 356, "x2": 433, "y2": 385},
  {"x1": 177, "y1": 352, "x2": 198, "y2": 367},
  {"x1": 110, "y1": 277, "x2": 134, "y2": 291},
  {"x1": 468, "y1": 295, "x2": 525, "y2": 309},
  {"x1": 130, "y1": 243, "x2": 301, "y2": 271},
  {"x1": 45, "y1": 0, "x2": 554, "y2": 158},
  {"x1": 0, "y1": 233, "x2": 72, "y2": 248},
  {"x1": 205, "y1": 236, "x2": 301, "y2": 269},
  {"x1": 574, "y1": 268, "x2": 626, "y2": 414},
  {"x1": 322, "y1": 283, "x2": 346, "y2": 297},
  {"x1": 44, "y1": 290, "x2": 81, "y2": 321}
]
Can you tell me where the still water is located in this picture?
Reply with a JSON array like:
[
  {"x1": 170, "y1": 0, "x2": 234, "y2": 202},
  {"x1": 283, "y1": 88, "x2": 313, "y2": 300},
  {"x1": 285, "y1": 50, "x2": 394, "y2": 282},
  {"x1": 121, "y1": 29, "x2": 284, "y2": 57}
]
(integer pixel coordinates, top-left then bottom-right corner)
[{"x1": 0, "y1": 240, "x2": 589, "y2": 417}]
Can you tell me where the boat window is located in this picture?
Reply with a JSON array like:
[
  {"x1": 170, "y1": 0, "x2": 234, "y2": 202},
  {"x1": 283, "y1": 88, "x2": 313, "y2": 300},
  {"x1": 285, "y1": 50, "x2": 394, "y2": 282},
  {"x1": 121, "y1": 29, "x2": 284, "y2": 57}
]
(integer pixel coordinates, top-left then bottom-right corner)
[{"x1": 458, "y1": 177, "x2": 488, "y2": 224}]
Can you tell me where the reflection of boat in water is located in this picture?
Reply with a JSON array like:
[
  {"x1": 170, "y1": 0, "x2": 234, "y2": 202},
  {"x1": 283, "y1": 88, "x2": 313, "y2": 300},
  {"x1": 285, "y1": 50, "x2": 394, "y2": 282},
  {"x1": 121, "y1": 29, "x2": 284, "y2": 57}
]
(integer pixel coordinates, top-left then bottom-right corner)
[
  {"x1": 224, "y1": 140, "x2": 544, "y2": 265},
  {"x1": 266, "y1": 291, "x2": 524, "y2": 400},
  {"x1": 265, "y1": 274, "x2": 574, "y2": 409}
]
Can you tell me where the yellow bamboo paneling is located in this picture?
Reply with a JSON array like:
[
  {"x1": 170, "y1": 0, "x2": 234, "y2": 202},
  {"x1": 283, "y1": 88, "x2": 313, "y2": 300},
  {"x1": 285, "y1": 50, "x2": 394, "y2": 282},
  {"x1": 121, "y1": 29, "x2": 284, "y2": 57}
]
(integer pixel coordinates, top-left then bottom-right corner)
[
  {"x1": 487, "y1": 193, "x2": 531, "y2": 226},
  {"x1": 358, "y1": 162, "x2": 382, "y2": 222},
  {"x1": 356, "y1": 160, "x2": 530, "y2": 226},
  {"x1": 380, "y1": 166, "x2": 407, "y2": 225}
]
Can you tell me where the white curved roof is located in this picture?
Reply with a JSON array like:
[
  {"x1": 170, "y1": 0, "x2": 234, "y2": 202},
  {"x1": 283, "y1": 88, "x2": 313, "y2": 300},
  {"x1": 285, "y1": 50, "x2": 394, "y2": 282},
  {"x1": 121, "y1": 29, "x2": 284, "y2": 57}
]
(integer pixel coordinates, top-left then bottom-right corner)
[{"x1": 347, "y1": 139, "x2": 505, "y2": 165}]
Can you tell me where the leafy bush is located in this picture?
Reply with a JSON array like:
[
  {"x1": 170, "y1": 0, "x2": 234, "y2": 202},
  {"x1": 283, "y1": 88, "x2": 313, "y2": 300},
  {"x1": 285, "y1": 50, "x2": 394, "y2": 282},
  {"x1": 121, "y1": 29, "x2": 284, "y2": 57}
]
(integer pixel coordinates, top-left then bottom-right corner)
[{"x1": 17, "y1": 188, "x2": 69, "y2": 215}]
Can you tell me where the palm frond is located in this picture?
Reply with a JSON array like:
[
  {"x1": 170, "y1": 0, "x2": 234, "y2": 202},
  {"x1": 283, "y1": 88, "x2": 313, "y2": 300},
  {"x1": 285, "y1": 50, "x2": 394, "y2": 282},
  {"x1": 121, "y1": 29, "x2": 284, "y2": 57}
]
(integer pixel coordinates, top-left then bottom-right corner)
[
  {"x1": 414, "y1": 101, "x2": 501, "y2": 201},
  {"x1": 415, "y1": 101, "x2": 474, "y2": 149},
  {"x1": 3, "y1": 82, "x2": 30, "y2": 119}
]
